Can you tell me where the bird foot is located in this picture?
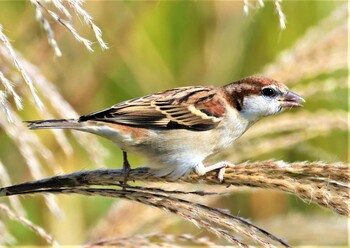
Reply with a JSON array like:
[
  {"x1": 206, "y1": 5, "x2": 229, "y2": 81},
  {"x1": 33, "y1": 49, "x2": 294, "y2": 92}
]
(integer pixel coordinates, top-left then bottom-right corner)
[
  {"x1": 119, "y1": 151, "x2": 131, "y2": 190},
  {"x1": 195, "y1": 161, "x2": 234, "y2": 183}
]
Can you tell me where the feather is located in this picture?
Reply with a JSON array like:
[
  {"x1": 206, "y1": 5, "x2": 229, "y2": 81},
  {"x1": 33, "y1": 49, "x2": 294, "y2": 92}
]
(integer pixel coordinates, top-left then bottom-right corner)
[{"x1": 78, "y1": 86, "x2": 226, "y2": 131}]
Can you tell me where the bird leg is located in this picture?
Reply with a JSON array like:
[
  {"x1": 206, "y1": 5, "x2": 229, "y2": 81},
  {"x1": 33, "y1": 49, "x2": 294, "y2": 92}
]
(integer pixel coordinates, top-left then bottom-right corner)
[
  {"x1": 121, "y1": 151, "x2": 131, "y2": 187},
  {"x1": 194, "y1": 161, "x2": 234, "y2": 182}
]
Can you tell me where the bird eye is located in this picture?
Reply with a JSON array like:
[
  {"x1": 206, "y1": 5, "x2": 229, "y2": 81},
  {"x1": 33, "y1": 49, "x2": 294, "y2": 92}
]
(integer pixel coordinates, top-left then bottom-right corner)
[{"x1": 261, "y1": 87, "x2": 276, "y2": 97}]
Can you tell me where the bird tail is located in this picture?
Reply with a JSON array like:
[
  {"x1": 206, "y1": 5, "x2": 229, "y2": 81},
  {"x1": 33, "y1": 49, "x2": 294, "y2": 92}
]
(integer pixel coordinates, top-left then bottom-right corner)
[{"x1": 25, "y1": 119, "x2": 81, "y2": 130}]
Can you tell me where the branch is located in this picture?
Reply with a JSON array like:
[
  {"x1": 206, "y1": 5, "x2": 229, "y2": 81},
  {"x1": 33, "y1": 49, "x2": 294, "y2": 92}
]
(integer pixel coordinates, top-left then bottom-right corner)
[{"x1": 1, "y1": 161, "x2": 348, "y2": 216}]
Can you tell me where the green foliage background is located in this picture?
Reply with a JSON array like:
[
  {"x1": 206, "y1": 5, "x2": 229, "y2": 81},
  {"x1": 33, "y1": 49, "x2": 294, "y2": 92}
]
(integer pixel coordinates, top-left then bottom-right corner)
[{"x1": 0, "y1": 0, "x2": 347, "y2": 245}]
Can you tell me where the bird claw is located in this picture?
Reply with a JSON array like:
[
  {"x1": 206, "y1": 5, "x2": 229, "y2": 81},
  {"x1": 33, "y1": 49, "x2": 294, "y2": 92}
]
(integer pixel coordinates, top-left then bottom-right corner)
[
  {"x1": 195, "y1": 161, "x2": 234, "y2": 183},
  {"x1": 119, "y1": 165, "x2": 131, "y2": 190},
  {"x1": 120, "y1": 151, "x2": 131, "y2": 190},
  {"x1": 123, "y1": 167, "x2": 131, "y2": 184},
  {"x1": 217, "y1": 166, "x2": 226, "y2": 182}
]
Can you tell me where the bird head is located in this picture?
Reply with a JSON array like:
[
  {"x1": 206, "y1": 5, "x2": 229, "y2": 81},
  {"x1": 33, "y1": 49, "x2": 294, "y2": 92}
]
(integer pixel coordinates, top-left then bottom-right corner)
[{"x1": 224, "y1": 76, "x2": 305, "y2": 122}]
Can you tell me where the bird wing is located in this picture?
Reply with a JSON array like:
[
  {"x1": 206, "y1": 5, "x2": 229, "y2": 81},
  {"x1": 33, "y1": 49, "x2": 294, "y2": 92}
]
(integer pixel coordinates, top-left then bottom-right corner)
[{"x1": 78, "y1": 86, "x2": 226, "y2": 131}]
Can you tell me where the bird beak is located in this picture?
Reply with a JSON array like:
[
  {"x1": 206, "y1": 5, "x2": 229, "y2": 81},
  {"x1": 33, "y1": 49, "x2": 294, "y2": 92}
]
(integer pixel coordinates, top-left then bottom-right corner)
[{"x1": 278, "y1": 91, "x2": 305, "y2": 108}]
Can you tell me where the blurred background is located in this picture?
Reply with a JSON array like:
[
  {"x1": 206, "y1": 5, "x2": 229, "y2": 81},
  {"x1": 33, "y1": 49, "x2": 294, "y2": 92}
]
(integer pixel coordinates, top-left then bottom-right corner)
[{"x1": 0, "y1": 0, "x2": 347, "y2": 246}]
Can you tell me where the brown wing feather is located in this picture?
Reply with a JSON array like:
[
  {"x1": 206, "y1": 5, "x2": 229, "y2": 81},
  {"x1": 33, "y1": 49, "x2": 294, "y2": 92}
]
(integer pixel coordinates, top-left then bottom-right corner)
[{"x1": 79, "y1": 86, "x2": 226, "y2": 131}]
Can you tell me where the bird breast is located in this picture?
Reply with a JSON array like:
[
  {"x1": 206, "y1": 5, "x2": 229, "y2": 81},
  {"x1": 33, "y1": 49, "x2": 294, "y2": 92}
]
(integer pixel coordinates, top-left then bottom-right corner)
[{"x1": 129, "y1": 106, "x2": 251, "y2": 167}]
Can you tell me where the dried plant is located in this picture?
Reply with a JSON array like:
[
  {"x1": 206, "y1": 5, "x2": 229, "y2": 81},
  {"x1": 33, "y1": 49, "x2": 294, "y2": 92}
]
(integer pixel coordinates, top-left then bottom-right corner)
[
  {"x1": 229, "y1": 110, "x2": 347, "y2": 162},
  {"x1": 1, "y1": 182, "x2": 290, "y2": 247},
  {"x1": 0, "y1": 0, "x2": 108, "y2": 166},
  {"x1": 262, "y1": 3, "x2": 347, "y2": 83},
  {"x1": 0, "y1": 70, "x2": 22, "y2": 112},
  {"x1": 0, "y1": 1, "x2": 347, "y2": 246},
  {"x1": 0, "y1": 220, "x2": 15, "y2": 245},
  {"x1": 0, "y1": 161, "x2": 24, "y2": 216},
  {"x1": 1, "y1": 161, "x2": 347, "y2": 217},
  {"x1": 254, "y1": 214, "x2": 348, "y2": 246},
  {"x1": 30, "y1": 0, "x2": 108, "y2": 55},
  {"x1": 0, "y1": 204, "x2": 59, "y2": 246},
  {"x1": 86, "y1": 233, "x2": 217, "y2": 247},
  {"x1": 0, "y1": 161, "x2": 348, "y2": 246},
  {"x1": 0, "y1": 1, "x2": 109, "y2": 243},
  {"x1": 243, "y1": 0, "x2": 286, "y2": 29},
  {"x1": 32, "y1": 1, "x2": 62, "y2": 57},
  {"x1": 0, "y1": 25, "x2": 43, "y2": 110},
  {"x1": 10, "y1": 48, "x2": 109, "y2": 164},
  {"x1": 0, "y1": 90, "x2": 13, "y2": 122},
  {"x1": 0, "y1": 33, "x2": 107, "y2": 168},
  {"x1": 0, "y1": 103, "x2": 62, "y2": 215}
]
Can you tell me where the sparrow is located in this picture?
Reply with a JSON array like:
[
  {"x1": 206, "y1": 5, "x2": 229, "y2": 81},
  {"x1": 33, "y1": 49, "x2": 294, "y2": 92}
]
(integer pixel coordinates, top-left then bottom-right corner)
[{"x1": 26, "y1": 76, "x2": 304, "y2": 183}]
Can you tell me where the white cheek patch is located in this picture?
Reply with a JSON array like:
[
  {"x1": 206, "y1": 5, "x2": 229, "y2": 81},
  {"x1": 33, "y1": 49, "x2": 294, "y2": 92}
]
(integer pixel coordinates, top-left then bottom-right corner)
[{"x1": 241, "y1": 95, "x2": 280, "y2": 121}]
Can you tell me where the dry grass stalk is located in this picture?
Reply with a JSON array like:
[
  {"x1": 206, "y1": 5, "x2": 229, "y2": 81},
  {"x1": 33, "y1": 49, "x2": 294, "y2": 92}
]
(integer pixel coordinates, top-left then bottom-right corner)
[
  {"x1": 243, "y1": 0, "x2": 250, "y2": 15},
  {"x1": 243, "y1": 0, "x2": 286, "y2": 29},
  {"x1": 254, "y1": 214, "x2": 347, "y2": 246},
  {"x1": 67, "y1": 0, "x2": 109, "y2": 50},
  {"x1": 0, "y1": 26, "x2": 43, "y2": 110},
  {"x1": 1, "y1": 161, "x2": 348, "y2": 217},
  {"x1": 17, "y1": 50, "x2": 109, "y2": 163},
  {"x1": 0, "y1": 45, "x2": 108, "y2": 163},
  {"x1": 0, "y1": 70, "x2": 22, "y2": 111},
  {"x1": 0, "y1": 104, "x2": 56, "y2": 177},
  {"x1": 52, "y1": 0, "x2": 72, "y2": 19},
  {"x1": 0, "y1": 204, "x2": 59, "y2": 246},
  {"x1": 0, "y1": 41, "x2": 106, "y2": 217},
  {"x1": 3, "y1": 187, "x2": 289, "y2": 247},
  {"x1": 114, "y1": 184, "x2": 219, "y2": 197},
  {"x1": 0, "y1": 104, "x2": 61, "y2": 215},
  {"x1": 31, "y1": 0, "x2": 62, "y2": 57},
  {"x1": 292, "y1": 76, "x2": 348, "y2": 99},
  {"x1": 0, "y1": 161, "x2": 25, "y2": 216},
  {"x1": 231, "y1": 130, "x2": 340, "y2": 163},
  {"x1": 86, "y1": 233, "x2": 217, "y2": 247},
  {"x1": 230, "y1": 110, "x2": 347, "y2": 161},
  {"x1": 87, "y1": 200, "x2": 183, "y2": 241},
  {"x1": 257, "y1": 0, "x2": 264, "y2": 7},
  {"x1": 0, "y1": 220, "x2": 15, "y2": 245},
  {"x1": 35, "y1": 0, "x2": 94, "y2": 52},
  {"x1": 262, "y1": 4, "x2": 347, "y2": 83},
  {"x1": 9, "y1": 160, "x2": 346, "y2": 246},
  {"x1": 32, "y1": 0, "x2": 108, "y2": 53},
  {"x1": 241, "y1": 110, "x2": 347, "y2": 140},
  {"x1": 274, "y1": 0, "x2": 286, "y2": 29},
  {"x1": 0, "y1": 90, "x2": 13, "y2": 122}
]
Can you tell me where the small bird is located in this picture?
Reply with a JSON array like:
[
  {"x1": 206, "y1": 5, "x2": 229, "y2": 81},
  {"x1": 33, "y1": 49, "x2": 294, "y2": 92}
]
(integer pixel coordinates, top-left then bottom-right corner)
[{"x1": 26, "y1": 76, "x2": 304, "y2": 183}]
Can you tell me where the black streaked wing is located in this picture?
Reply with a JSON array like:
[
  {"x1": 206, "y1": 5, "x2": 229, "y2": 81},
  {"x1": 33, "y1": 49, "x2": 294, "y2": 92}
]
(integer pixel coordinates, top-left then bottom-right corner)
[{"x1": 79, "y1": 86, "x2": 226, "y2": 131}]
